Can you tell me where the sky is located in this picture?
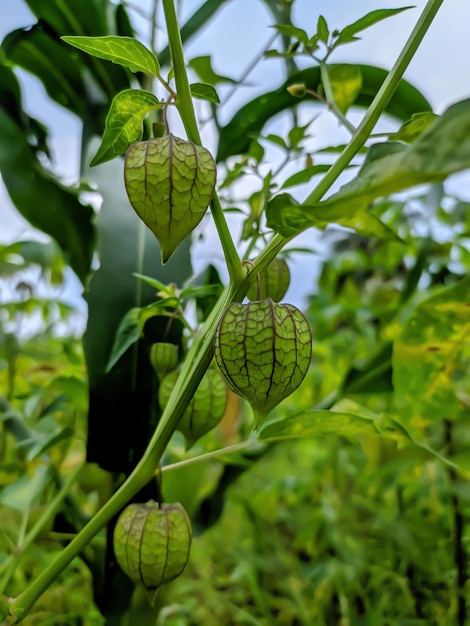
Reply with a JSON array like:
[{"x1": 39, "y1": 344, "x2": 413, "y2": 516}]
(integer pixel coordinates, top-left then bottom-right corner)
[{"x1": 1, "y1": 0, "x2": 470, "y2": 312}]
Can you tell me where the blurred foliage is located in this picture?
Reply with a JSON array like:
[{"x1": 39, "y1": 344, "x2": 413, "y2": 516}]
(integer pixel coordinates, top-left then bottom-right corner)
[
  {"x1": 1, "y1": 0, "x2": 470, "y2": 625},
  {"x1": 151, "y1": 183, "x2": 470, "y2": 626}
]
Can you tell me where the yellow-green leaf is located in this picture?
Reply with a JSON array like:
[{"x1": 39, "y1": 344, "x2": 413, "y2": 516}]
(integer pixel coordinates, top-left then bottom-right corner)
[
  {"x1": 388, "y1": 111, "x2": 439, "y2": 143},
  {"x1": 327, "y1": 64, "x2": 362, "y2": 114},
  {"x1": 91, "y1": 89, "x2": 161, "y2": 166}
]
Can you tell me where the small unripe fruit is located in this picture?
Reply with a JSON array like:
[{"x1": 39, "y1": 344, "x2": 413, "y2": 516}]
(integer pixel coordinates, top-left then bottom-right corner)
[
  {"x1": 247, "y1": 257, "x2": 290, "y2": 302},
  {"x1": 214, "y1": 298, "x2": 312, "y2": 428},
  {"x1": 159, "y1": 368, "x2": 228, "y2": 449},
  {"x1": 113, "y1": 501, "x2": 191, "y2": 594},
  {"x1": 150, "y1": 342, "x2": 179, "y2": 379}
]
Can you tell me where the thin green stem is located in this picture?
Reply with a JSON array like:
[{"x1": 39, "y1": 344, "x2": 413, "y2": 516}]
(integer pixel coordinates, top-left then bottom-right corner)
[
  {"x1": 161, "y1": 0, "x2": 243, "y2": 283},
  {"x1": 319, "y1": 62, "x2": 357, "y2": 134},
  {"x1": 161, "y1": 440, "x2": 266, "y2": 474}
]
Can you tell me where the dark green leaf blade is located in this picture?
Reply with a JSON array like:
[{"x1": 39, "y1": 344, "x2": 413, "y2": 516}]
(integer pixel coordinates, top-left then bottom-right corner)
[
  {"x1": 82, "y1": 143, "x2": 191, "y2": 472},
  {"x1": 3, "y1": 25, "x2": 87, "y2": 116},
  {"x1": 0, "y1": 108, "x2": 95, "y2": 283},
  {"x1": 91, "y1": 89, "x2": 161, "y2": 166},
  {"x1": 24, "y1": 0, "x2": 109, "y2": 39},
  {"x1": 62, "y1": 35, "x2": 160, "y2": 76}
]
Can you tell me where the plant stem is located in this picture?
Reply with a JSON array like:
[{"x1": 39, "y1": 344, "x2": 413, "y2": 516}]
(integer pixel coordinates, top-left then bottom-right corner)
[
  {"x1": 161, "y1": 0, "x2": 244, "y2": 283},
  {"x1": 10, "y1": 282, "x2": 239, "y2": 622}
]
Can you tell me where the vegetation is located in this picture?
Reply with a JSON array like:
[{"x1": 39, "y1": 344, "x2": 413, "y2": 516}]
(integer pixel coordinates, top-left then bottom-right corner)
[{"x1": 0, "y1": 0, "x2": 469, "y2": 624}]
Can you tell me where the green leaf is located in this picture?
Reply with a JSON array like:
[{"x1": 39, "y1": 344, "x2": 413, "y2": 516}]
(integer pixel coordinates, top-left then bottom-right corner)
[
  {"x1": 189, "y1": 82, "x2": 220, "y2": 103},
  {"x1": 62, "y1": 35, "x2": 160, "y2": 76},
  {"x1": 3, "y1": 26, "x2": 87, "y2": 116},
  {"x1": 266, "y1": 193, "x2": 402, "y2": 242},
  {"x1": 133, "y1": 273, "x2": 169, "y2": 293},
  {"x1": 323, "y1": 100, "x2": 470, "y2": 205},
  {"x1": 335, "y1": 7, "x2": 414, "y2": 46},
  {"x1": 281, "y1": 165, "x2": 331, "y2": 189},
  {"x1": 317, "y1": 144, "x2": 368, "y2": 154},
  {"x1": 217, "y1": 64, "x2": 431, "y2": 161},
  {"x1": 28, "y1": 426, "x2": 74, "y2": 461},
  {"x1": 90, "y1": 89, "x2": 161, "y2": 166},
  {"x1": 263, "y1": 134, "x2": 288, "y2": 150},
  {"x1": 0, "y1": 106, "x2": 95, "y2": 283},
  {"x1": 272, "y1": 24, "x2": 309, "y2": 44},
  {"x1": 258, "y1": 410, "x2": 382, "y2": 440},
  {"x1": 393, "y1": 275, "x2": 470, "y2": 429},
  {"x1": 327, "y1": 64, "x2": 362, "y2": 114},
  {"x1": 105, "y1": 302, "x2": 172, "y2": 373},
  {"x1": 105, "y1": 308, "x2": 143, "y2": 372},
  {"x1": 179, "y1": 284, "x2": 221, "y2": 300},
  {"x1": 268, "y1": 100, "x2": 470, "y2": 240},
  {"x1": 188, "y1": 55, "x2": 236, "y2": 85},
  {"x1": 388, "y1": 111, "x2": 439, "y2": 143},
  {"x1": 287, "y1": 122, "x2": 311, "y2": 149},
  {"x1": 316, "y1": 15, "x2": 329, "y2": 44},
  {"x1": 265, "y1": 49, "x2": 299, "y2": 60},
  {"x1": 0, "y1": 464, "x2": 51, "y2": 513},
  {"x1": 24, "y1": 0, "x2": 110, "y2": 39}
]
